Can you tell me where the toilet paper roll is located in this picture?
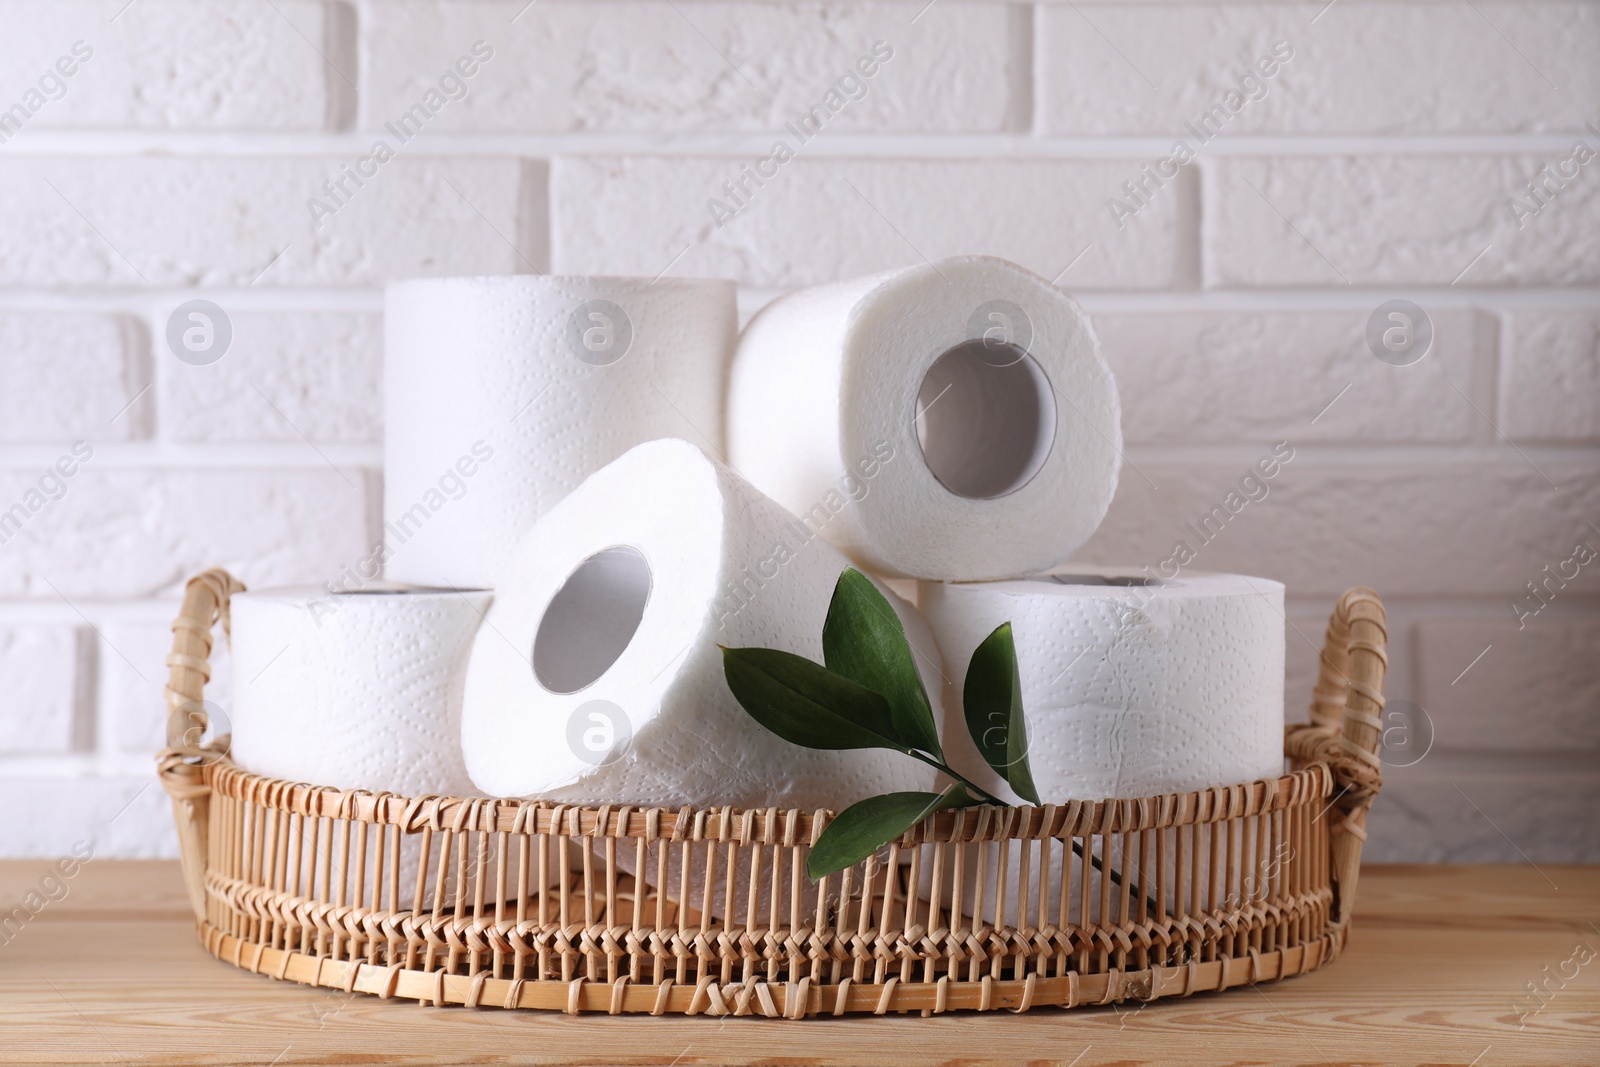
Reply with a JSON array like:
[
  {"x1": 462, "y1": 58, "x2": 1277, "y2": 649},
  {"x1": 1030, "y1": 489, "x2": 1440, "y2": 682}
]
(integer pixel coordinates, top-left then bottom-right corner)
[
  {"x1": 230, "y1": 584, "x2": 491, "y2": 797},
  {"x1": 727, "y1": 255, "x2": 1121, "y2": 580},
  {"x1": 917, "y1": 568, "x2": 1286, "y2": 803},
  {"x1": 460, "y1": 437, "x2": 941, "y2": 809},
  {"x1": 383, "y1": 275, "x2": 737, "y2": 587}
]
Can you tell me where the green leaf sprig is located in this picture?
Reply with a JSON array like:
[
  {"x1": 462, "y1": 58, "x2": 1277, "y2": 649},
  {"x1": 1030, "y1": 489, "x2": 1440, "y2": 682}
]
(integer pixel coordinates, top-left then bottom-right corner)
[{"x1": 719, "y1": 569, "x2": 1039, "y2": 880}]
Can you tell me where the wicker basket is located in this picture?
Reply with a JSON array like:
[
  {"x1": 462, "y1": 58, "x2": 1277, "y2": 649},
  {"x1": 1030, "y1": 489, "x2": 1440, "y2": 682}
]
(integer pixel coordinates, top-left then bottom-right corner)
[{"x1": 157, "y1": 568, "x2": 1386, "y2": 1017}]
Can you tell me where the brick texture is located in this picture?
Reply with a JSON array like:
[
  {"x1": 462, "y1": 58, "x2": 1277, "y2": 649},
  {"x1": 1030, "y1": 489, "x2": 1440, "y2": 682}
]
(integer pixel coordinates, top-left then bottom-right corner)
[
  {"x1": 161, "y1": 311, "x2": 383, "y2": 443},
  {"x1": 1039, "y1": 3, "x2": 1600, "y2": 135},
  {"x1": 0, "y1": 313, "x2": 146, "y2": 442},
  {"x1": 0, "y1": 156, "x2": 535, "y2": 287},
  {"x1": 1098, "y1": 308, "x2": 1486, "y2": 444},
  {"x1": 552, "y1": 155, "x2": 1185, "y2": 288},
  {"x1": 0, "y1": 776, "x2": 174, "y2": 857},
  {"x1": 0, "y1": 468, "x2": 372, "y2": 599},
  {"x1": 1071, "y1": 463, "x2": 1600, "y2": 598},
  {"x1": 1416, "y1": 616, "x2": 1600, "y2": 752},
  {"x1": 362, "y1": 1, "x2": 1017, "y2": 133},
  {"x1": 0, "y1": 0, "x2": 340, "y2": 133},
  {"x1": 1502, "y1": 309, "x2": 1600, "y2": 442},
  {"x1": 1206, "y1": 155, "x2": 1600, "y2": 288},
  {"x1": 1366, "y1": 765, "x2": 1600, "y2": 864},
  {"x1": 0, "y1": 626, "x2": 79, "y2": 754}
]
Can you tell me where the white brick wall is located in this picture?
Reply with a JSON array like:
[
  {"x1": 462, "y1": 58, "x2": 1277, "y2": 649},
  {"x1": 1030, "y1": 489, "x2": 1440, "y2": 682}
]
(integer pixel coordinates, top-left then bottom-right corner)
[
  {"x1": 551, "y1": 155, "x2": 1187, "y2": 288},
  {"x1": 361, "y1": 2, "x2": 1021, "y2": 132},
  {"x1": 1502, "y1": 309, "x2": 1600, "y2": 441},
  {"x1": 1415, "y1": 617, "x2": 1600, "y2": 751},
  {"x1": 1074, "y1": 462, "x2": 1600, "y2": 597},
  {"x1": 0, "y1": 0, "x2": 1595, "y2": 864},
  {"x1": 161, "y1": 311, "x2": 383, "y2": 442},
  {"x1": 0, "y1": 312, "x2": 147, "y2": 440},
  {"x1": 1205, "y1": 154, "x2": 1600, "y2": 287},
  {"x1": 1096, "y1": 308, "x2": 1488, "y2": 443},
  {"x1": 0, "y1": 467, "x2": 371, "y2": 599},
  {"x1": 0, "y1": 626, "x2": 80, "y2": 752},
  {"x1": 1038, "y1": 3, "x2": 1600, "y2": 135},
  {"x1": 0, "y1": 156, "x2": 536, "y2": 286},
  {"x1": 0, "y1": 0, "x2": 343, "y2": 130}
]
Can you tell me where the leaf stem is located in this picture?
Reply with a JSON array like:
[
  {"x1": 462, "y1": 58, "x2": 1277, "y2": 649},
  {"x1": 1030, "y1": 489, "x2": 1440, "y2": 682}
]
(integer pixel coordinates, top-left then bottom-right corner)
[
  {"x1": 903, "y1": 749, "x2": 1157, "y2": 913},
  {"x1": 1070, "y1": 840, "x2": 1158, "y2": 916},
  {"x1": 904, "y1": 750, "x2": 1006, "y2": 805}
]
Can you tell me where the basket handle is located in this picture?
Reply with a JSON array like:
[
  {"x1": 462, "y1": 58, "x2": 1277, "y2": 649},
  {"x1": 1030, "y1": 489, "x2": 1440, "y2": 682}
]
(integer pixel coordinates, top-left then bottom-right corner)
[
  {"x1": 1300, "y1": 586, "x2": 1387, "y2": 928},
  {"x1": 156, "y1": 568, "x2": 247, "y2": 923}
]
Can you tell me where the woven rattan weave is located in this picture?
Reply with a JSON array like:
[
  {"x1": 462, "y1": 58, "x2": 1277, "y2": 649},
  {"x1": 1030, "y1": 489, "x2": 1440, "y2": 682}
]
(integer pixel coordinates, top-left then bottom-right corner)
[{"x1": 158, "y1": 569, "x2": 1386, "y2": 1016}]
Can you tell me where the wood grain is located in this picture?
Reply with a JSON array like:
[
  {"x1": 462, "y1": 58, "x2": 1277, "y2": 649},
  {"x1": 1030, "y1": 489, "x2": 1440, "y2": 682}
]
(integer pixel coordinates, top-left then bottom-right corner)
[{"x1": 0, "y1": 861, "x2": 1595, "y2": 1066}]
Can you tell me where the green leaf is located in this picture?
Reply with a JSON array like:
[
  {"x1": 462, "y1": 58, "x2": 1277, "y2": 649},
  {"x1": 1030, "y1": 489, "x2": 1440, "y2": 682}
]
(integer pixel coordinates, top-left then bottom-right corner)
[
  {"x1": 822, "y1": 568, "x2": 943, "y2": 759},
  {"x1": 721, "y1": 646, "x2": 910, "y2": 753},
  {"x1": 962, "y1": 622, "x2": 1041, "y2": 805},
  {"x1": 806, "y1": 784, "x2": 970, "y2": 880}
]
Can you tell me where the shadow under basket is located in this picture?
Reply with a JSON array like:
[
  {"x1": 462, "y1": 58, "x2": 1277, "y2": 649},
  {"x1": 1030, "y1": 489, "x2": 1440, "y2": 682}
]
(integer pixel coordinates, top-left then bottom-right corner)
[{"x1": 158, "y1": 569, "x2": 1387, "y2": 1018}]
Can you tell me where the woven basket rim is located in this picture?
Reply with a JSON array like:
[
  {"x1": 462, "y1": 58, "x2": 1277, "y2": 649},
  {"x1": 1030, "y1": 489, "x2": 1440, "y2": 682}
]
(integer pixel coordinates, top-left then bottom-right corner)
[{"x1": 183, "y1": 752, "x2": 1340, "y2": 842}]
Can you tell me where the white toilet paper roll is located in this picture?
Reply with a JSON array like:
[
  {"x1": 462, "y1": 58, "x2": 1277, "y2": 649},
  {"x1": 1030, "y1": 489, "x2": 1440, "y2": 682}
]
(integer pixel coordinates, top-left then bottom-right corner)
[
  {"x1": 383, "y1": 275, "x2": 737, "y2": 587},
  {"x1": 727, "y1": 255, "x2": 1121, "y2": 580},
  {"x1": 230, "y1": 584, "x2": 491, "y2": 797},
  {"x1": 460, "y1": 438, "x2": 941, "y2": 809},
  {"x1": 917, "y1": 568, "x2": 1286, "y2": 803}
]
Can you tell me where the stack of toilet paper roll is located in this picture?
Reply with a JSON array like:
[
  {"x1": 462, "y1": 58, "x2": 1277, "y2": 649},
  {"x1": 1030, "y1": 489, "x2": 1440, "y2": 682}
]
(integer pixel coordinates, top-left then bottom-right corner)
[
  {"x1": 230, "y1": 273, "x2": 743, "y2": 800},
  {"x1": 226, "y1": 256, "x2": 1287, "y2": 845}
]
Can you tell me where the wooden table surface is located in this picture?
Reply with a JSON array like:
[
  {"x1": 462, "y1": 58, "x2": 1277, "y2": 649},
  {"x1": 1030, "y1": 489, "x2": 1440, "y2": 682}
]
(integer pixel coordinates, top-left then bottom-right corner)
[{"x1": 1, "y1": 860, "x2": 1594, "y2": 1066}]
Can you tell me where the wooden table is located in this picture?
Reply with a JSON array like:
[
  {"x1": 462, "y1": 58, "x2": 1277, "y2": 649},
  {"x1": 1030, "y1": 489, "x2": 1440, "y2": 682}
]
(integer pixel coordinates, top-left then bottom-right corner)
[{"x1": 1, "y1": 861, "x2": 1594, "y2": 1065}]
